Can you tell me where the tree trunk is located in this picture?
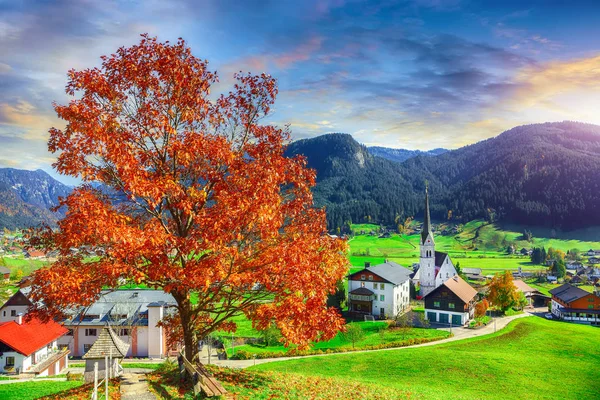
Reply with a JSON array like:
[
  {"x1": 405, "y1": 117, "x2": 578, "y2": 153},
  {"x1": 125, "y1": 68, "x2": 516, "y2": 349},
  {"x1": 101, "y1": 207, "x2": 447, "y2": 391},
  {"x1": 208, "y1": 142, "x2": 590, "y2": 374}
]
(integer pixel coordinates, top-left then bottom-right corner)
[{"x1": 174, "y1": 292, "x2": 199, "y2": 363}]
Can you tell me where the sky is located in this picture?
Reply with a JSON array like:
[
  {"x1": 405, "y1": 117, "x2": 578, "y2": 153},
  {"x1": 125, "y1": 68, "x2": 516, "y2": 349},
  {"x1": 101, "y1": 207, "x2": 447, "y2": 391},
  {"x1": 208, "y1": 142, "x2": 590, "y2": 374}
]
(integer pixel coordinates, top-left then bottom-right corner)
[{"x1": 1, "y1": 0, "x2": 600, "y2": 184}]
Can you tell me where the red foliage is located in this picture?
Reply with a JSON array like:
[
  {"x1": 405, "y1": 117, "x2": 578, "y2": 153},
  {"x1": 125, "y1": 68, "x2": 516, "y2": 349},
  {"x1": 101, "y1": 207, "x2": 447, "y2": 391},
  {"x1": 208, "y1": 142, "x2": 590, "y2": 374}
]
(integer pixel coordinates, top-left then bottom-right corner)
[{"x1": 29, "y1": 34, "x2": 349, "y2": 357}]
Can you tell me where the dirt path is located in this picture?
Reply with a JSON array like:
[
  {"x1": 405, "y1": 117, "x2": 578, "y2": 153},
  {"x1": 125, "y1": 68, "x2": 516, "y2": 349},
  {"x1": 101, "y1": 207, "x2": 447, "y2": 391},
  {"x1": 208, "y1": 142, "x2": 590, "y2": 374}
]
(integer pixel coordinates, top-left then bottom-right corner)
[
  {"x1": 120, "y1": 373, "x2": 157, "y2": 400},
  {"x1": 210, "y1": 312, "x2": 532, "y2": 369}
]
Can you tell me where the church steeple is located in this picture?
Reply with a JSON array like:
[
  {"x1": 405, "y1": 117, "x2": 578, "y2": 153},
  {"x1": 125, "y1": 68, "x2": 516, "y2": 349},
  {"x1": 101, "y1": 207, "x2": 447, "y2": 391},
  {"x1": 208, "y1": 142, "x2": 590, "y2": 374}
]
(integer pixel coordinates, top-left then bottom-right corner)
[{"x1": 421, "y1": 186, "x2": 432, "y2": 245}]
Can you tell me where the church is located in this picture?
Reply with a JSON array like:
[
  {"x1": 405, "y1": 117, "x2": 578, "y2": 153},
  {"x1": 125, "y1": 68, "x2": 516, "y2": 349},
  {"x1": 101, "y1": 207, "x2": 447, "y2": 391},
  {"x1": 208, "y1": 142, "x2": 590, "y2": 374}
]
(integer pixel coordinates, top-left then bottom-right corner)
[{"x1": 414, "y1": 188, "x2": 458, "y2": 297}]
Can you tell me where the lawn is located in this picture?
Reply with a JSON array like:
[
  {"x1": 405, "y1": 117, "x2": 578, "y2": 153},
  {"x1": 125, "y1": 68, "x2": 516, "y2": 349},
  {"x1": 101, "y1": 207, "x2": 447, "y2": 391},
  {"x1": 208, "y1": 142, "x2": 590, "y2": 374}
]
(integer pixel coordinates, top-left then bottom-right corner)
[
  {"x1": 229, "y1": 321, "x2": 449, "y2": 358},
  {"x1": 251, "y1": 317, "x2": 600, "y2": 400},
  {"x1": 147, "y1": 360, "x2": 405, "y2": 399},
  {"x1": 0, "y1": 380, "x2": 83, "y2": 400}
]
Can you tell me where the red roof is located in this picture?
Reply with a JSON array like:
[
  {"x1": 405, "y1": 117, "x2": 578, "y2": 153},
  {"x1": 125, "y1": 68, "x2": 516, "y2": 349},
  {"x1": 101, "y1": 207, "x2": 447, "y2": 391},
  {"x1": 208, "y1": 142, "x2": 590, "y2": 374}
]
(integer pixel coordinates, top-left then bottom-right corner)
[{"x1": 0, "y1": 318, "x2": 68, "y2": 356}]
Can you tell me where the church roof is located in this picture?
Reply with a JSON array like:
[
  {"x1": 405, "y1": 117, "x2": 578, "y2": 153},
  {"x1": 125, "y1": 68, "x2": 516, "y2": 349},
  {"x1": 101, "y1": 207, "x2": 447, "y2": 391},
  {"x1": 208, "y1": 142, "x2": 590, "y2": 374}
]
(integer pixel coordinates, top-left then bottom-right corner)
[
  {"x1": 82, "y1": 325, "x2": 130, "y2": 359},
  {"x1": 434, "y1": 251, "x2": 448, "y2": 269},
  {"x1": 421, "y1": 188, "x2": 433, "y2": 245}
]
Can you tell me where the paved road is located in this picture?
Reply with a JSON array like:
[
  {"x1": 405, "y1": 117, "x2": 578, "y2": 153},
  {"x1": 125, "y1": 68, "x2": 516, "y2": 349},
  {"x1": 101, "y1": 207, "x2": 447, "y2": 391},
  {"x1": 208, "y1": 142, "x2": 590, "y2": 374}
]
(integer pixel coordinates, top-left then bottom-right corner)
[{"x1": 208, "y1": 312, "x2": 532, "y2": 369}]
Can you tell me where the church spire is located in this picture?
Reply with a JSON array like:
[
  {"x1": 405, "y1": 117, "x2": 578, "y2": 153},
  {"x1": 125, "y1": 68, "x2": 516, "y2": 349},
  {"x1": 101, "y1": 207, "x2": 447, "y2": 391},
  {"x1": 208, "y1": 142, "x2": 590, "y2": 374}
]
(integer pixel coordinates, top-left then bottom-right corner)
[{"x1": 421, "y1": 186, "x2": 432, "y2": 245}]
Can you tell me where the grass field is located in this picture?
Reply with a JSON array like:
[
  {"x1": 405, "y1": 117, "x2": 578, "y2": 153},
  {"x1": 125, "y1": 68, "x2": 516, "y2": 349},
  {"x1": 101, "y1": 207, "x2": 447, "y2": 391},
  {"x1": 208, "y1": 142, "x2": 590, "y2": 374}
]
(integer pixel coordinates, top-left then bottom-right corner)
[
  {"x1": 0, "y1": 380, "x2": 83, "y2": 400},
  {"x1": 348, "y1": 220, "x2": 600, "y2": 275},
  {"x1": 228, "y1": 321, "x2": 449, "y2": 357},
  {"x1": 251, "y1": 317, "x2": 600, "y2": 399}
]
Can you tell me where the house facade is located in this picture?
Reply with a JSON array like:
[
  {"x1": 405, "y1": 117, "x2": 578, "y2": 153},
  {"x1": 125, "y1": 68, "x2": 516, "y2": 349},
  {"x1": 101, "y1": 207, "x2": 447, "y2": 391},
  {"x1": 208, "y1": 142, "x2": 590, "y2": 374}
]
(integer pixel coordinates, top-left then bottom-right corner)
[
  {"x1": 550, "y1": 283, "x2": 600, "y2": 325},
  {"x1": 415, "y1": 189, "x2": 458, "y2": 297},
  {"x1": 424, "y1": 276, "x2": 477, "y2": 326},
  {"x1": 347, "y1": 261, "x2": 411, "y2": 319},
  {"x1": 0, "y1": 289, "x2": 177, "y2": 358},
  {"x1": 0, "y1": 315, "x2": 69, "y2": 376}
]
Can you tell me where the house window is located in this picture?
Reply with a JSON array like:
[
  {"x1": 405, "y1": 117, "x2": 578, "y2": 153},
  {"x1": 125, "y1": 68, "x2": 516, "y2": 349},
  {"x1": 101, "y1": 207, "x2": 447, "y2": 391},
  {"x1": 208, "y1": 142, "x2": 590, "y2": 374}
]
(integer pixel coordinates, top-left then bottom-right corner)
[
  {"x1": 380, "y1": 284, "x2": 385, "y2": 290},
  {"x1": 449, "y1": 303, "x2": 455, "y2": 309},
  {"x1": 84, "y1": 344, "x2": 92, "y2": 353},
  {"x1": 434, "y1": 301, "x2": 440, "y2": 308},
  {"x1": 66, "y1": 329, "x2": 74, "y2": 336},
  {"x1": 361, "y1": 282, "x2": 365, "y2": 288},
  {"x1": 588, "y1": 305, "x2": 594, "y2": 309},
  {"x1": 373, "y1": 282, "x2": 377, "y2": 289},
  {"x1": 10, "y1": 310, "x2": 16, "y2": 317},
  {"x1": 361, "y1": 274, "x2": 365, "y2": 280},
  {"x1": 59, "y1": 344, "x2": 69, "y2": 350},
  {"x1": 589, "y1": 298, "x2": 594, "y2": 302},
  {"x1": 368, "y1": 275, "x2": 373, "y2": 281},
  {"x1": 380, "y1": 295, "x2": 385, "y2": 301},
  {"x1": 5, "y1": 356, "x2": 15, "y2": 367},
  {"x1": 119, "y1": 328, "x2": 130, "y2": 336},
  {"x1": 85, "y1": 328, "x2": 97, "y2": 336}
]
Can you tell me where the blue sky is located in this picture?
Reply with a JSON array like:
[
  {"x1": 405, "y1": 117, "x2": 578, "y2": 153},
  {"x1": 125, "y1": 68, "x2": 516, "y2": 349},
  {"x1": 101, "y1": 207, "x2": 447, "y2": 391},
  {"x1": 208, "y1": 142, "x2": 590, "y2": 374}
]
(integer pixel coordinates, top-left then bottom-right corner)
[{"x1": 1, "y1": 0, "x2": 600, "y2": 184}]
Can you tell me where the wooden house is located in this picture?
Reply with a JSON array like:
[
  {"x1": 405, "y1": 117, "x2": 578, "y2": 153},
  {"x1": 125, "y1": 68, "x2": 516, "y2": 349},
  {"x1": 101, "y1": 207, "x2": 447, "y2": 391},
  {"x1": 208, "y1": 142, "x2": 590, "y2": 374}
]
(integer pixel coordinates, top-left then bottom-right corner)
[
  {"x1": 82, "y1": 326, "x2": 129, "y2": 383},
  {"x1": 550, "y1": 283, "x2": 600, "y2": 325},
  {"x1": 424, "y1": 276, "x2": 477, "y2": 326}
]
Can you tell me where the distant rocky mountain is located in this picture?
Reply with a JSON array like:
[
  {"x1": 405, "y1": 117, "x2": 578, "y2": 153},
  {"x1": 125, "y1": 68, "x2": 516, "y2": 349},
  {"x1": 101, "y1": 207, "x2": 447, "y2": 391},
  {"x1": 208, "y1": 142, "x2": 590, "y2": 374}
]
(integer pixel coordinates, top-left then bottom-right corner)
[
  {"x1": 0, "y1": 168, "x2": 71, "y2": 229},
  {"x1": 368, "y1": 147, "x2": 447, "y2": 163},
  {"x1": 286, "y1": 122, "x2": 600, "y2": 231}
]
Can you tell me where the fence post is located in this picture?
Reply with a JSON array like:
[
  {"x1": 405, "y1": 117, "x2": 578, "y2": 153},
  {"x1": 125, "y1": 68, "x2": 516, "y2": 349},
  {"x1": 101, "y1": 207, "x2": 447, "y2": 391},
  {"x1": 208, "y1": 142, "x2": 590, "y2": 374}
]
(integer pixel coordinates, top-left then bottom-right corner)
[
  {"x1": 178, "y1": 354, "x2": 185, "y2": 382},
  {"x1": 109, "y1": 348, "x2": 112, "y2": 379},
  {"x1": 93, "y1": 361, "x2": 98, "y2": 400},
  {"x1": 105, "y1": 355, "x2": 109, "y2": 399}
]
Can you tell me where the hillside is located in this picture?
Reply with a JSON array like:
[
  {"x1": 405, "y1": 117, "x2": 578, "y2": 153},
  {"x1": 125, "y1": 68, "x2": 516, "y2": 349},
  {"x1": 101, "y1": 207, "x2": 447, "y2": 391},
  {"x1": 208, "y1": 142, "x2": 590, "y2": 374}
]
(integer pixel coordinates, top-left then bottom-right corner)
[
  {"x1": 0, "y1": 168, "x2": 70, "y2": 229},
  {"x1": 252, "y1": 317, "x2": 600, "y2": 400},
  {"x1": 368, "y1": 146, "x2": 447, "y2": 163},
  {"x1": 287, "y1": 122, "x2": 600, "y2": 231}
]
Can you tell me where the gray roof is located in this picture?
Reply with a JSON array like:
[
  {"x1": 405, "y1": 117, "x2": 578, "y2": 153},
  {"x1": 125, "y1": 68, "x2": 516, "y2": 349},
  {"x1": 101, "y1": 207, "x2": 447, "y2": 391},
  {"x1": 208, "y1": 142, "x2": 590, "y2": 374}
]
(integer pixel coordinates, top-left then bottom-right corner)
[
  {"x1": 549, "y1": 283, "x2": 590, "y2": 303},
  {"x1": 82, "y1": 326, "x2": 130, "y2": 359},
  {"x1": 0, "y1": 266, "x2": 10, "y2": 274},
  {"x1": 63, "y1": 290, "x2": 176, "y2": 327},
  {"x1": 366, "y1": 261, "x2": 412, "y2": 285}
]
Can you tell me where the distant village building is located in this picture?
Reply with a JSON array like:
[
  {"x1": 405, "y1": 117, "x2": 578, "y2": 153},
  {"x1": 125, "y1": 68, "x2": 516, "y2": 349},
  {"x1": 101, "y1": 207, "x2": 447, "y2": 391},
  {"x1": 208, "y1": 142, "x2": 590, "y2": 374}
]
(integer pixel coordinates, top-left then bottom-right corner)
[
  {"x1": 415, "y1": 189, "x2": 458, "y2": 297},
  {"x1": 550, "y1": 283, "x2": 600, "y2": 325},
  {"x1": 0, "y1": 315, "x2": 69, "y2": 376},
  {"x1": 347, "y1": 261, "x2": 411, "y2": 319},
  {"x1": 0, "y1": 266, "x2": 10, "y2": 282},
  {"x1": 0, "y1": 288, "x2": 177, "y2": 358},
  {"x1": 424, "y1": 275, "x2": 477, "y2": 326},
  {"x1": 513, "y1": 279, "x2": 550, "y2": 307}
]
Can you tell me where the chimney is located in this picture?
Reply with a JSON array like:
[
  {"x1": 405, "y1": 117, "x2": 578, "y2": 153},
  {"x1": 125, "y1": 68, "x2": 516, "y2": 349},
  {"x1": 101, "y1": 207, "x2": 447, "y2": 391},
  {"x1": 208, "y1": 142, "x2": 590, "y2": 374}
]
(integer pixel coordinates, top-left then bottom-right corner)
[
  {"x1": 365, "y1": 262, "x2": 371, "y2": 269},
  {"x1": 16, "y1": 313, "x2": 23, "y2": 325}
]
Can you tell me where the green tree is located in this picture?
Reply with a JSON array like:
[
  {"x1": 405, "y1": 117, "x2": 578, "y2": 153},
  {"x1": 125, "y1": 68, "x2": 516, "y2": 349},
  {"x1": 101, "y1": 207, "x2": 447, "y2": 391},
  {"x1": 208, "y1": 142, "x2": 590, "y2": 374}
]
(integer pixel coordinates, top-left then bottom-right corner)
[
  {"x1": 342, "y1": 323, "x2": 365, "y2": 349},
  {"x1": 567, "y1": 248, "x2": 581, "y2": 261},
  {"x1": 326, "y1": 280, "x2": 347, "y2": 311},
  {"x1": 260, "y1": 324, "x2": 282, "y2": 347},
  {"x1": 551, "y1": 259, "x2": 566, "y2": 278},
  {"x1": 394, "y1": 312, "x2": 413, "y2": 340}
]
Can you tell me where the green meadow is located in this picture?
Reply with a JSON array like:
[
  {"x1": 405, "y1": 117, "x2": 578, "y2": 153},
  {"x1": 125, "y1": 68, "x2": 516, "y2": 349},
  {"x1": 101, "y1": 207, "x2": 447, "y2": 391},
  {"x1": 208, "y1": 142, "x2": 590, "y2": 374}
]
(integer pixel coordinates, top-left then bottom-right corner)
[
  {"x1": 252, "y1": 317, "x2": 600, "y2": 400},
  {"x1": 349, "y1": 220, "x2": 600, "y2": 275}
]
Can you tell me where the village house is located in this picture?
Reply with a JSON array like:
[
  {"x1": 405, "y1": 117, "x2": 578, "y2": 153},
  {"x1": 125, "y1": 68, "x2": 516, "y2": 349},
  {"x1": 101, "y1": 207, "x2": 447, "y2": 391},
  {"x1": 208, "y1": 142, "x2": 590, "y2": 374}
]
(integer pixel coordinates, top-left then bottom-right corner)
[
  {"x1": 550, "y1": 283, "x2": 600, "y2": 325},
  {"x1": 0, "y1": 266, "x2": 10, "y2": 282},
  {"x1": 0, "y1": 315, "x2": 69, "y2": 376},
  {"x1": 424, "y1": 275, "x2": 477, "y2": 326},
  {"x1": 347, "y1": 261, "x2": 411, "y2": 319},
  {"x1": 0, "y1": 288, "x2": 177, "y2": 358},
  {"x1": 513, "y1": 279, "x2": 550, "y2": 307},
  {"x1": 589, "y1": 257, "x2": 600, "y2": 265},
  {"x1": 414, "y1": 189, "x2": 458, "y2": 296}
]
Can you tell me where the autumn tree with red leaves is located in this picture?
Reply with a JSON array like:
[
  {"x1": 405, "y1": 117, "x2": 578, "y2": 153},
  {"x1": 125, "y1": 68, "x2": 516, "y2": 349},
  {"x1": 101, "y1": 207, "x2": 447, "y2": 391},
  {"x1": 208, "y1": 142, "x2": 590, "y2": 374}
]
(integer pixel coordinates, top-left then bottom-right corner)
[{"x1": 29, "y1": 35, "x2": 348, "y2": 363}]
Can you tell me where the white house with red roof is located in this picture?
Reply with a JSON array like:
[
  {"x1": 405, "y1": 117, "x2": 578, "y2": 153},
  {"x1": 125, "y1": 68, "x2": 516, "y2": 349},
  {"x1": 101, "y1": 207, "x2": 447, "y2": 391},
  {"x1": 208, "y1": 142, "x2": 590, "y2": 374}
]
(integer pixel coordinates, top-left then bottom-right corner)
[{"x1": 0, "y1": 315, "x2": 69, "y2": 376}]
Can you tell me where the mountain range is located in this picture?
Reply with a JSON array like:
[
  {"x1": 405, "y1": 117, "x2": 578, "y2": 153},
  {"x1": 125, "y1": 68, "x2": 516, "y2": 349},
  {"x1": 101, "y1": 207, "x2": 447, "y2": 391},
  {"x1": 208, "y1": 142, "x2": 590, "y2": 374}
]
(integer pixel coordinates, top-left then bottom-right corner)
[
  {"x1": 1, "y1": 121, "x2": 600, "y2": 231},
  {"x1": 285, "y1": 121, "x2": 600, "y2": 231}
]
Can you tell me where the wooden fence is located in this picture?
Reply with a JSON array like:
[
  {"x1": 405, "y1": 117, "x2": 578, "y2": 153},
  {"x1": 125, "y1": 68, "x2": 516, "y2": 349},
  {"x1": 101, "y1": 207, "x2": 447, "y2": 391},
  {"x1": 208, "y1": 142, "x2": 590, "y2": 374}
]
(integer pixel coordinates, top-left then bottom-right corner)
[{"x1": 178, "y1": 348, "x2": 227, "y2": 397}]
